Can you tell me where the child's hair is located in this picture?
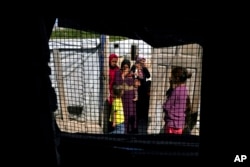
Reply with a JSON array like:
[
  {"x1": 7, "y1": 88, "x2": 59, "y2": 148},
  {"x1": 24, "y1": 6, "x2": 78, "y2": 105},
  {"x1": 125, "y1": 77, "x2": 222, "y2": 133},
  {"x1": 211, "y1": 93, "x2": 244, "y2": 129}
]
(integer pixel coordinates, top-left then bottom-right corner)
[
  {"x1": 113, "y1": 85, "x2": 123, "y2": 97},
  {"x1": 171, "y1": 66, "x2": 192, "y2": 83}
]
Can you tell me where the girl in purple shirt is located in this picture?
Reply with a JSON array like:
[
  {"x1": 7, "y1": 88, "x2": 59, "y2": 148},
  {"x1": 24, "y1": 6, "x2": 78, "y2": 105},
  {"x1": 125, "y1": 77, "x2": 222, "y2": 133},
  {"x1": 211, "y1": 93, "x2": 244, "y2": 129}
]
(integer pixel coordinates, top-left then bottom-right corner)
[{"x1": 163, "y1": 66, "x2": 192, "y2": 134}]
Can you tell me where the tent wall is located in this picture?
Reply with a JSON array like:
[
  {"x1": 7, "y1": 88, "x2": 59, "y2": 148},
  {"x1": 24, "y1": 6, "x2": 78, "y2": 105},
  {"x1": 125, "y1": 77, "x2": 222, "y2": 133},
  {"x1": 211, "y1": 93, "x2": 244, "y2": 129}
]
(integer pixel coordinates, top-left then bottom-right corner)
[{"x1": 49, "y1": 39, "x2": 102, "y2": 133}]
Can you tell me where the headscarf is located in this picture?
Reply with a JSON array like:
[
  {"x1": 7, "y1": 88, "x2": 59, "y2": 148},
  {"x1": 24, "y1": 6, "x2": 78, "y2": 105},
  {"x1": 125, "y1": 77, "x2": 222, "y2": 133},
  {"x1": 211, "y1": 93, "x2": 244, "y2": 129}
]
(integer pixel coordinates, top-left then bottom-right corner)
[
  {"x1": 109, "y1": 53, "x2": 118, "y2": 65},
  {"x1": 108, "y1": 53, "x2": 119, "y2": 105},
  {"x1": 136, "y1": 55, "x2": 146, "y2": 62}
]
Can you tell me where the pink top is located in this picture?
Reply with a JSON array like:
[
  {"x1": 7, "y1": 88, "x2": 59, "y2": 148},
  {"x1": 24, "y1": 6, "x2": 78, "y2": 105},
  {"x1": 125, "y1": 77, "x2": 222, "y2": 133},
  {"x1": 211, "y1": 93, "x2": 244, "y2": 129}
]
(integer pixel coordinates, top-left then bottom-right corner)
[{"x1": 163, "y1": 85, "x2": 188, "y2": 129}]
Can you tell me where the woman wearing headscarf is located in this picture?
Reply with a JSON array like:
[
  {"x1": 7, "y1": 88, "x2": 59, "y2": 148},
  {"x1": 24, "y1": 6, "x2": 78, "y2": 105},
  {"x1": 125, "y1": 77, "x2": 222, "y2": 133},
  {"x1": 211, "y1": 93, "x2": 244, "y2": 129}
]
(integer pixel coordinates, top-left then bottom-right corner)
[
  {"x1": 108, "y1": 53, "x2": 119, "y2": 105},
  {"x1": 114, "y1": 59, "x2": 137, "y2": 134},
  {"x1": 107, "y1": 53, "x2": 120, "y2": 132},
  {"x1": 131, "y1": 56, "x2": 151, "y2": 124}
]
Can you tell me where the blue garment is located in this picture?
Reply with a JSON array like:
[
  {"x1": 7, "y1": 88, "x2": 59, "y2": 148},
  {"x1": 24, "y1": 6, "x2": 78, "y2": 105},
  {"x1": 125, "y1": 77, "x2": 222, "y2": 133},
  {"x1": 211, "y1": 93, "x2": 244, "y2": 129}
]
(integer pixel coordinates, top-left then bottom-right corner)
[{"x1": 109, "y1": 123, "x2": 125, "y2": 134}]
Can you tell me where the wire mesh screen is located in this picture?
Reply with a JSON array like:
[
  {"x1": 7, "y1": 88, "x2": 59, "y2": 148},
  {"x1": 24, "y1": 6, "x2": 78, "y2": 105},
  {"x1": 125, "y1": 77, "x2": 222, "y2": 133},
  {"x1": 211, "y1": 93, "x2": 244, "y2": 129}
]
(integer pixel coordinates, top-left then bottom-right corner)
[{"x1": 49, "y1": 22, "x2": 201, "y2": 137}]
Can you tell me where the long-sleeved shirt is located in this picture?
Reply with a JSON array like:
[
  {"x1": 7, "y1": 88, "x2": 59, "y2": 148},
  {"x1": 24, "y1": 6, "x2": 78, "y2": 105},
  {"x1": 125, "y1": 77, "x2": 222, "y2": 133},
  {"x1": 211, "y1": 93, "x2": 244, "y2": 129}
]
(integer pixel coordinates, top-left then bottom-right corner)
[{"x1": 163, "y1": 85, "x2": 188, "y2": 129}]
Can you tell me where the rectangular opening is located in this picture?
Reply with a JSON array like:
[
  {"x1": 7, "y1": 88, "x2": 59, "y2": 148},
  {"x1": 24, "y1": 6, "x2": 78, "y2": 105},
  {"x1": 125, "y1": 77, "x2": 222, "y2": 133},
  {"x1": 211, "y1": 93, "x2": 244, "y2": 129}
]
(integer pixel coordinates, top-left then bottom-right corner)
[{"x1": 49, "y1": 21, "x2": 202, "y2": 160}]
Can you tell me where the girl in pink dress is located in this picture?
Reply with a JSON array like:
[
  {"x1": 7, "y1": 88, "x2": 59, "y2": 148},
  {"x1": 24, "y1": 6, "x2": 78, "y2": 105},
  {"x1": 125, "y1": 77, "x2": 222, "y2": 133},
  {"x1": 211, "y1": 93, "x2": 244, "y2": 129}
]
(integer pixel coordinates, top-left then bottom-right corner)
[{"x1": 163, "y1": 66, "x2": 192, "y2": 134}]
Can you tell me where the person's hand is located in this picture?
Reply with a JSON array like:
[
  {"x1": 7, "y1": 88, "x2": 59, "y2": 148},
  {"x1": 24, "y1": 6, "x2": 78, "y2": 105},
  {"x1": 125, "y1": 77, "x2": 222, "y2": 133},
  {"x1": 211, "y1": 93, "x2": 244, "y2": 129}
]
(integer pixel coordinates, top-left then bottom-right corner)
[{"x1": 130, "y1": 71, "x2": 136, "y2": 77}]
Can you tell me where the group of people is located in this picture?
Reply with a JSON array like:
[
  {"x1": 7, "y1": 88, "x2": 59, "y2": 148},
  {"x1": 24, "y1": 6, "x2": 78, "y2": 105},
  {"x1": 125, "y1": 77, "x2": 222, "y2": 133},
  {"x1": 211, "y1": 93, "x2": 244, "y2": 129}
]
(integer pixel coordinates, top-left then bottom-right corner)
[
  {"x1": 108, "y1": 53, "x2": 192, "y2": 135},
  {"x1": 108, "y1": 53, "x2": 151, "y2": 134}
]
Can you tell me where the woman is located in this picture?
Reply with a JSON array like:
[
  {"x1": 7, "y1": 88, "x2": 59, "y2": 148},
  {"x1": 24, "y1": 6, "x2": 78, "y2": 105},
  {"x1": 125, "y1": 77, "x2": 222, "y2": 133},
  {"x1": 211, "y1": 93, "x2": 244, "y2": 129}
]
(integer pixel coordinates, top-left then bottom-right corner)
[
  {"x1": 131, "y1": 57, "x2": 151, "y2": 124},
  {"x1": 107, "y1": 53, "x2": 120, "y2": 132},
  {"x1": 114, "y1": 59, "x2": 137, "y2": 134},
  {"x1": 108, "y1": 53, "x2": 120, "y2": 105}
]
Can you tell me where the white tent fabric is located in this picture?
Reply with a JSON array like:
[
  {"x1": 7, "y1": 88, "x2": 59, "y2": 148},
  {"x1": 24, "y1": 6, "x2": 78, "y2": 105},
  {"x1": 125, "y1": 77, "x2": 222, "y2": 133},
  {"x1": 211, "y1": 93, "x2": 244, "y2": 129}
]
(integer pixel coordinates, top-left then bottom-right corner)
[
  {"x1": 48, "y1": 38, "x2": 154, "y2": 133},
  {"x1": 49, "y1": 39, "x2": 101, "y2": 123},
  {"x1": 109, "y1": 39, "x2": 152, "y2": 59}
]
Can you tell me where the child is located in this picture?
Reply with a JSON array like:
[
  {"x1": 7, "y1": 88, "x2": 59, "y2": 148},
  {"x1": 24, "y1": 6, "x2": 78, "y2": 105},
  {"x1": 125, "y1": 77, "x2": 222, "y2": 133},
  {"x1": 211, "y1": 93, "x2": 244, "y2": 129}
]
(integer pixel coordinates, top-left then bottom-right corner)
[
  {"x1": 132, "y1": 60, "x2": 142, "y2": 101},
  {"x1": 163, "y1": 66, "x2": 192, "y2": 135},
  {"x1": 133, "y1": 78, "x2": 140, "y2": 101},
  {"x1": 133, "y1": 60, "x2": 144, "y2": 79},
  {"x1": 109, "y1": 85, "x2": 125, "y2": 134}
]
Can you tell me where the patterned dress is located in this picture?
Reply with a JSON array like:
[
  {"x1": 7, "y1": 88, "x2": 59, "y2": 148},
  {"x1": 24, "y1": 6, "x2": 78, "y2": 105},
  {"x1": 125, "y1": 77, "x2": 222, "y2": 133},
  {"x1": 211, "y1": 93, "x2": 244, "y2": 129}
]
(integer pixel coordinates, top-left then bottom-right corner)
[{"x1": 114, "y1": 70, "x2": 137, "y2": 133}]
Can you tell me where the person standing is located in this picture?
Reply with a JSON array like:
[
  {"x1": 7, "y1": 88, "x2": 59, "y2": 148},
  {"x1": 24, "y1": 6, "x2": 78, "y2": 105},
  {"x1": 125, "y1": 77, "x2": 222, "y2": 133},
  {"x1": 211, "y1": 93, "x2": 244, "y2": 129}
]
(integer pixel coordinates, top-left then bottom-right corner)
[
  {"x1": 108, "y1": 53, "x2": 120, "y2": 105},
  {"x1": 109, "y1": 85, "x2": 125, "y2": 134},
  {"x1": 107, "y1": 53, "x2": 120, "y2": 132},
  {"x1": 114, "y1": 59, "x2": 137, "y2": 134},
  {"x1": 131, "y1": 57, "x2": 151, "y2": 124},
  {"x1": 163, "y1": 66, "x2": 192, "y2": 134}
]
